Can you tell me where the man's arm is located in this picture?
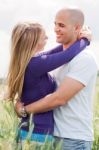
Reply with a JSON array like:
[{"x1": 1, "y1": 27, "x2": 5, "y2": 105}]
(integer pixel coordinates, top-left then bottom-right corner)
[
  {"x1": 24, "y1": 77, "x2": 84, "y2": 114},
  {"x1": 16, "y1": 50, "x2": 97, "y2": 116}
]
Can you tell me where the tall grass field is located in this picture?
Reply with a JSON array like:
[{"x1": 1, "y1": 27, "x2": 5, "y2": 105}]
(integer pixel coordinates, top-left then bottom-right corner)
[{"x1": 0, "y1": 76, "x2": 99, "y2": 150}]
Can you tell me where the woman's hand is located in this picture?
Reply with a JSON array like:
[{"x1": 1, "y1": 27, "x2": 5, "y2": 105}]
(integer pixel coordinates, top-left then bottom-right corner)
[
  {"x1": 78, "y1": 26, "x2": 92, "y2": 42},
  {"x1": 15, "y1": 100, "x2": 24, "y2": 117}
]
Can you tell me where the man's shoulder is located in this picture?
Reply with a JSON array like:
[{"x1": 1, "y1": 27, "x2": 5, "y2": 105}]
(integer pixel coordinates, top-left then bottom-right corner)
[
  {"x1": 66, "y1": 48, "x2": 98, "y2": 73},
  {"x1": 76, "y1": 48, "x2": 94, "y2": 58},
  {"x1": 70, "y1": 48, "x2": 97, "y2": 65}
]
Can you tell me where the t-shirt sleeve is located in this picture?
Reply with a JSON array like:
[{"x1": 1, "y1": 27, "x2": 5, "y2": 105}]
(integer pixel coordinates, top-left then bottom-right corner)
[{"x1": 66, "y1": 53, "x2": 98, "y2": 86}]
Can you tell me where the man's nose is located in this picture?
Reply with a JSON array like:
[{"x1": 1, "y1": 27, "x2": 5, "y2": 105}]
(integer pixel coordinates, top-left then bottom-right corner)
[{"x1": 54, "y1": 26, "x2": 60, "y2": 32}]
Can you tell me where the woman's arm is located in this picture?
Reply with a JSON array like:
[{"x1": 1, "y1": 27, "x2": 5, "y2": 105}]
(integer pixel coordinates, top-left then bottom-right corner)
[
  {"x1": 40, "y1": 26, "x2": 91, "y2": 56},
  {"x1": 41, "y1": 45, "x2": 63, "y2": 55},
  {"x1": 30, "y1": 38, "x2": 89, "y2": 77}
]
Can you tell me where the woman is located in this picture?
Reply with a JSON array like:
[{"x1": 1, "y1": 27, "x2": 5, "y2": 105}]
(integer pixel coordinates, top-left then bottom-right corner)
[{"x1": 7, "y1": 22, "x2": 90, "y2": 147}]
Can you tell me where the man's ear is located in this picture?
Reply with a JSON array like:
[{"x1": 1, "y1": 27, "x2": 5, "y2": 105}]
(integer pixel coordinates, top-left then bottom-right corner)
[{"x1": 74, "y1": 24, "x2": 82, "y2": 34}]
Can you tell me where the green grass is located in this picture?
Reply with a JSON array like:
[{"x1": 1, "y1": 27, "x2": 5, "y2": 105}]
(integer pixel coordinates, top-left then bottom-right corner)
[
  {"x1": 0, "y1": 77, "x2": 99, "y2": 150},
  {"x1": 92, "y1": 78, "x2": 99, "y2": 150},
  {"x1": 0, "y1": 100, "x2": 19, "y2": 150}
]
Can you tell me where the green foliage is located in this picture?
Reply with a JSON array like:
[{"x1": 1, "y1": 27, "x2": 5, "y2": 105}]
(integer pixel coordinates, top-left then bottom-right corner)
[
  {"x1": 93, "y1": 77, "x2": 99, "y2": 150},
  {"x1": 0, "y1": 100, "x2": 19, "y2": 150},
  {"x1": 0, "y1": 80, "x2": 99, "y2": 149},
  {"x1": 92, "y1": 137, "x2": 99, "y2": 150}
]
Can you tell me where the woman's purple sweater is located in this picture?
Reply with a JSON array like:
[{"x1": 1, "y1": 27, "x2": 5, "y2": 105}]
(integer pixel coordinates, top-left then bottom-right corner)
[{"x1": 21, "y1": 38, "x2": 89, "y2": 135}]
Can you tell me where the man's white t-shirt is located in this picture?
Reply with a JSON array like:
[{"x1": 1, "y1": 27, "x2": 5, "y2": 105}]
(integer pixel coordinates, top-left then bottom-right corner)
[{"x1": 53, "y1": 49, "x2": 98, "y2": 141}]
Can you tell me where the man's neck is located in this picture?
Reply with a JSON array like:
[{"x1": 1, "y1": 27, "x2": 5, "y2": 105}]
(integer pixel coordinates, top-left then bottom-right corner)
[{"x1": 63, "y1": 39, "x2": 77, "y2": 50}]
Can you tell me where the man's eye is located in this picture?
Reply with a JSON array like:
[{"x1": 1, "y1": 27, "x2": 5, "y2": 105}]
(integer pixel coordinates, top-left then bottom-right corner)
[{"x1": 59, "y1": 24, "x2": 65, "y2": 27}]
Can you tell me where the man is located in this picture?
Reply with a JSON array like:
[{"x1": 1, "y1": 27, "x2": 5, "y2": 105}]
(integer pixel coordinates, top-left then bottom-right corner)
[{"x1": 16, "y1": 7, "x2": 98, "y2": 150}]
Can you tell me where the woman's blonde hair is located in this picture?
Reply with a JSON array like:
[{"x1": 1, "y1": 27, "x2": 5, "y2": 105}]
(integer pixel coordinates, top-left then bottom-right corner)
[{"x1": 7, "y1": 22, "x2": 43, "y2": 100}]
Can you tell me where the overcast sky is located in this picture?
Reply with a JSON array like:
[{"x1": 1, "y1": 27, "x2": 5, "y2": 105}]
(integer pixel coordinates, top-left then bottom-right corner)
[{"x1": 0, "y1": 0, "x2": 99, "y2": 77}]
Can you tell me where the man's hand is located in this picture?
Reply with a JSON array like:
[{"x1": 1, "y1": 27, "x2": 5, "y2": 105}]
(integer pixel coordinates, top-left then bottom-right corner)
[{"x1": 78, "y1": 26, "x2": 92, "y2": 42}]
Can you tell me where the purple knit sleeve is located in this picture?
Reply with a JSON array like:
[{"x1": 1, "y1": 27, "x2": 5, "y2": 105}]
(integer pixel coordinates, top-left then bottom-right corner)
[
  {"x1": 40, "y1": 45, "x2": 63, "y2": 55},
  {"x1": 29, "y1": 38, "x2": 89, "y2": 77}
]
